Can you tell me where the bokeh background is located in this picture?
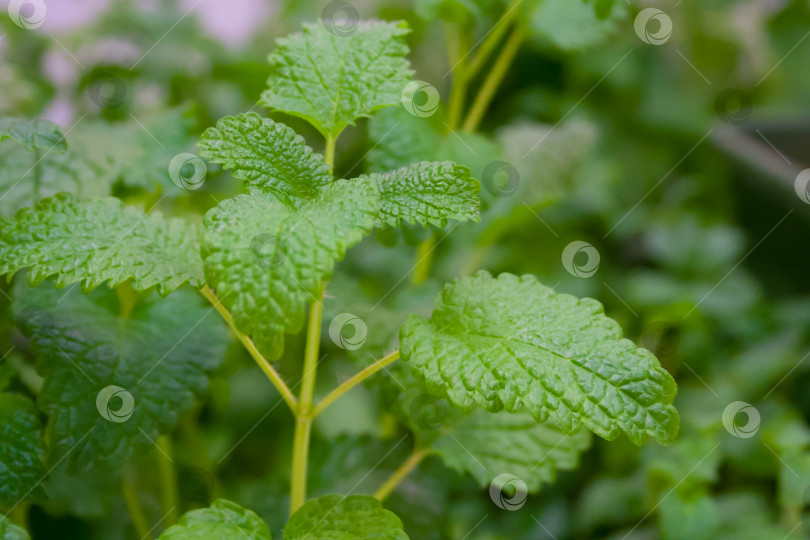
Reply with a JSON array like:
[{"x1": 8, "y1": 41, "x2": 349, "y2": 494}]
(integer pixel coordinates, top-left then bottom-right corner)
[{"x1": 1, "y1": 0, "x2": 810, "y2": 539}]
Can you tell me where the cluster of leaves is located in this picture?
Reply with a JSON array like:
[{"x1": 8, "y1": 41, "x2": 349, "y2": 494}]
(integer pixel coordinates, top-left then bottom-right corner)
[{"x1": 0, "y1": 0, "x2": 808, "y2": 538}]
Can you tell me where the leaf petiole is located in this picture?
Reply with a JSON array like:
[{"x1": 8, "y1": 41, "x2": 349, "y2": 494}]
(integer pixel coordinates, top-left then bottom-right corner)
[
  {"x1": 200, "y1": 286, "x2": 297, "y2": 412},
  {"x1": 373, "y1": 447, "x2": 430, "y2": 501},
  {"x1": 312, "y1": 349, "x2": 401, "y2": 417}
]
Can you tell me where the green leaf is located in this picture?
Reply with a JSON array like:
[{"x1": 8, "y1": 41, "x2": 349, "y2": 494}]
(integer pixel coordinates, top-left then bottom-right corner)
[
  {"x1": 495, "y1": 119, "x2": 595, "y2": 209},
  {"x1": 0, "y1": 140, "x2": 107, "y2": 217},
  {"x1": 261, "y1": 21, "x2": 412, "y2": 139},
  {"x1": 67, "y1": 107, "x2": 198, "y2": 193},
  {"x1": 0, "y1": 118, "x2": 66, "y2": 153},
  {"x1": 202, "y1": 180, "x2": 378, "y2": 359},
  {"x1": 160, "y1": 499, "x2": 271, "y2": 539},
  {"x1": 0, "y1": 393, "x2": 46, "y2": 507},
  {"x1": 430, "y1": 410, "x2": 591, "y2": 491},
  {"x1": 13, "y1": 282, "x2": 228, "y2": 472},
  {"x1": 0, "y1": 515, "x2": 29, "y2": 540},
  {"x1": 399, "y1": 271, "x2": 679, "y2": 445},
  {"x1": 198, "y1": 113, "x2": 332, "y2": 206},
  {"x1": 362, "y1": 161, "x2": 480, "y2": 228},
  {"x1": 0, "y1": 194, "x2": 205, "y2": 296},
  {"x1": 528, "y1": 0, "x2": 626, "y2": 51},
  {"x1": 367, "y1": 107, "x2": 441, "y2": 173},
  {"x1": 284, "y1": 494, "x2": 408, "y2": 540},
  {"x1": 659, "y1": 491, "x2": 718, "y2": 540},
  {"x1": 592, "y1": 0, "x2": 616, "y2": 20}
]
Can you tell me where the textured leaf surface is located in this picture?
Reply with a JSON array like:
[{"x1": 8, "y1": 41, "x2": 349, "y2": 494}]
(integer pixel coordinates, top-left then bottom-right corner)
[
  {"x1": 0, "y1": 393, "x2": 46, "y2": 507},
  {"x1": 0, "y1": 516, "x2": 28, "y2": 540},
  {"x1": 160, "y1": 499, "x2": 271, "y2": 539},
  {"x1": 363, "y1": 161, "x2": 479, "y2": 228},
  {"x1": 0, "y1": 194, "x2": 204, "y2": 296},
  {"x1": 261, "y1": 21, "x2": 412, "y2": 138},
  {"x1": 284, "y1": 495, "x2": 408, "y2": 540},
  {"x1": 198, "y1": 113, "x2": 332, "y2": 206},
  {"x1": 399, "y1": 272, "x2": 679, "y2": 445},
  {"x1": 0, "y1": 118, "x2": 66, "y2": 153},
  {"x1": 202, "y1": 180, "x2": 378, "y2": 359},
  {"x1": 431, "y1": 410, "x2": 591, "y2": 491},
  {"x1": 13, "y1": 282, "x2": 228, "y2": 472}
]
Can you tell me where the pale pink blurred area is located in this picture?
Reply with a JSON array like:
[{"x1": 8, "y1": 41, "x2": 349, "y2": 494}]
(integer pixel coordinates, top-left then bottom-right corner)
[
  {"x1": 0, "y1": 0, "x2": 111, "y2": 34},
  {"x1": 41, "y1": 96, "x2": 75, "y2": 126},
  {"x1": 180, "y1": 0, "x2": 277, "y2": 49},
  {"x1": 42, "y1": 49, "x2": 79, "y2": 86}
]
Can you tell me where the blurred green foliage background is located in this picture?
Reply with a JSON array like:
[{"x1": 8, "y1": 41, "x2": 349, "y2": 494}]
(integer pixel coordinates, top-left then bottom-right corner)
[{"x1": 1, "y1": 0, "x2": 810, "y2": 538}]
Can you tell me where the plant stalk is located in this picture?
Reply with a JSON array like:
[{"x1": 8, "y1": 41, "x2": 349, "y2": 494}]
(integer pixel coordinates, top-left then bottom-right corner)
[
  {"x1": 445, "y1": 23, "x2": 471, "y2": 131},
  {"x1": 373, "y1": 448, "x2": 429, "y2": 501},
  {"x1": 464, "y1": 0, "x2": 522, "y2": 81},
  {"x1": 411, "y1": 233, "x2": 437, "y2": 284},
  {"x1": 462, "y1": 26, "x2": 525, "y2": 133},
  {"x1": 325, "y1": 135, "x2": 336, "y2": 173},
  {"x1": 312, "y1": 350, "x2": 400, "y2": 417},
  {"x1": 289, "y1": 282, "x2": 326, "y2": 515},
  {"x1": 122, "y1": 473, "x2": 152, "y2": 540},
  {"x1": 200, "y1": 286, "x2": 297, "y2": 412},
  {"x1": 156, "y1": 435, "x2": 179, "y2": 526}
]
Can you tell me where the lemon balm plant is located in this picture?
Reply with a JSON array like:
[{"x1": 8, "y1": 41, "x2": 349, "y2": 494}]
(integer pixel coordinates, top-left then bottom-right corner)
[{"x1": 0, "y1": 18, "x2": 677, "y2": 539}]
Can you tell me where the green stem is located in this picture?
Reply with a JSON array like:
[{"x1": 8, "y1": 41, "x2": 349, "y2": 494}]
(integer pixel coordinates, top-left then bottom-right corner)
[
  {"x1": 462, "y1": 27, "x2": 525, "y2": 133},
  {"x1": 324, "y1": 135, "x2": 336, "y2": 173},
  {"x1": 312, "y1": 350, "x2": 400, "y2": 417},
  {"x1": 6, "y1": 504, "x2": 28, "y2": 529},
  {"x1": 200, "y1": 286, "x2": 297, "y2": 412},
  {"x1": 411, "y1": 233, "x2": 437, "y2": 285},
  {"x1": 122, "y1": 473, "x2": 152, "y2": 540},
  {"x1": 289, "y1": 282, "x2": 326, "y2": 516},
  {"x1": 32, "y1": 149, "x2": 41, "y2": 202},
  {"x1": 116, "y1": 280, "x2": 137, "y2": 319},
  {"x1": 289, "y1": 415, "x2": 312, "y2": 515},
  {"x1": 465, "y1": 0, "x2": 521, "y2": 81},
  {"x1": 373, "y1": 448, "x2": 429, "y2": 501},
  {"x1": 445, "y1": 23, "x2": 470, "y2": 130},
  {"x1": 7, "y1": 355, "x2": 42, "y2": 395},
  {"x1": 156, "y1": 436, "x2": 179, "y2": 526}
]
